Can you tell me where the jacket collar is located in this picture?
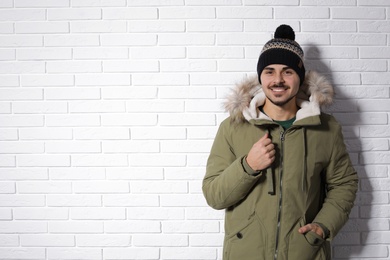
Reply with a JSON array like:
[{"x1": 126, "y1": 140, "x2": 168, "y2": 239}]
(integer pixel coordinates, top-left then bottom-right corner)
[{"x1": 224, "y1": 71, "x2": 334, "y2": 125}]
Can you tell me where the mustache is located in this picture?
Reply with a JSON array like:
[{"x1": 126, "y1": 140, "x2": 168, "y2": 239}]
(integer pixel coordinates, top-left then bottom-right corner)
[{"x1": 270, "y1": 83, "x2": 289, "y2": 88}]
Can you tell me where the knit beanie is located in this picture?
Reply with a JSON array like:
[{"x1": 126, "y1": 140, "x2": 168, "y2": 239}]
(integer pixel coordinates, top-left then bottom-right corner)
[{"x1": 257, "y1": 25, "x2": 305, "y2": 85}]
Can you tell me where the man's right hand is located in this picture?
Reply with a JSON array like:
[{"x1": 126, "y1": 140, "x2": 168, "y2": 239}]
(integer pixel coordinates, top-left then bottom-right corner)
[{"x1": 246, "y1": 133, "x2": 275, "y2": 171}]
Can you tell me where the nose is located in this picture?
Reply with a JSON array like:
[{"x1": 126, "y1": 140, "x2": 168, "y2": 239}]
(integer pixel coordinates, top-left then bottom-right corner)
[{"x1": 274, "y1": 72, "x2": 285, "y2": 85}]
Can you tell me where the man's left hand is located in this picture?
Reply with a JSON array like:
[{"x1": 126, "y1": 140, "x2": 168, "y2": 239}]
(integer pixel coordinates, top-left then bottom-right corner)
[{"x1": 298, "y1": 223, "x2": 324, "y2": 238}]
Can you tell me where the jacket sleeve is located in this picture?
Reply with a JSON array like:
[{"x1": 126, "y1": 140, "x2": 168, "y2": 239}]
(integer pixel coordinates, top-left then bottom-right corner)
[
  {"x1": 202, "y1": 120, "x2": 262, "y2": 210},
  {"x1": 313, "y1": 123, "x2": 358, "y2": 240}
]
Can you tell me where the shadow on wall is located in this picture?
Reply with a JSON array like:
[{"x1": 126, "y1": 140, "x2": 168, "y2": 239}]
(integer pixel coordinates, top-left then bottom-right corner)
[{"x1": 305, "y1": 46, "x2": 369, "y2": 259}]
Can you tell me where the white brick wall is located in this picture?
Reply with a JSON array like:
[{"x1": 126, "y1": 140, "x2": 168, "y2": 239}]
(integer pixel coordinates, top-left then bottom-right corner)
[{"x1": 0, "y1": 1, "x2": 388, "y2": 259}]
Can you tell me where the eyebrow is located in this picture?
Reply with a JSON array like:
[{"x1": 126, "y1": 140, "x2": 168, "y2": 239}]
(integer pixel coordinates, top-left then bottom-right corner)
[{"x1": 263, "y1": 66, "x2": 292, "y2": 71}]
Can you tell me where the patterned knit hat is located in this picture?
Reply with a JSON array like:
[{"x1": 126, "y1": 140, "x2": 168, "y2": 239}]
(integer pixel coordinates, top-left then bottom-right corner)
[{"x1": 257, "y1": 25, "x2": 305, "y2": 85}]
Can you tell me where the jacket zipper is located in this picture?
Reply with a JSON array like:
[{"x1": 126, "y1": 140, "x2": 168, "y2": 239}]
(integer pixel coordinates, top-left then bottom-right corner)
[{"x1": 274, "y1": 130, "x2": 286, "y2": 260}]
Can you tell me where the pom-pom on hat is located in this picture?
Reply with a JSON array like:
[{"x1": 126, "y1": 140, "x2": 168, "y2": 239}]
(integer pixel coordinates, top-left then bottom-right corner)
[{"x1": 257, "y1": 25, "x2": 305, "y2": 85}]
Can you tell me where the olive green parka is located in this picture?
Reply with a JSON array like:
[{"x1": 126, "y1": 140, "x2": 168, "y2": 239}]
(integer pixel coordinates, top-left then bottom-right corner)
[{"x1": 202, "y1": 71, "x2": 358, "y2": 260}]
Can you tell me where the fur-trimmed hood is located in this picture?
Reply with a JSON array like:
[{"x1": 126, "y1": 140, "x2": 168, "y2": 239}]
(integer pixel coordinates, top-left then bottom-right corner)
[{"x1": 224, "y1": 71, "x2": 334, "y2": 124}]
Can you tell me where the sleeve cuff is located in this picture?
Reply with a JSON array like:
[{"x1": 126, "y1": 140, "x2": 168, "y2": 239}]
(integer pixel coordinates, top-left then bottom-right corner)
[{"x1": 242, "y1": 156, "x2": 262, "y2": 176}]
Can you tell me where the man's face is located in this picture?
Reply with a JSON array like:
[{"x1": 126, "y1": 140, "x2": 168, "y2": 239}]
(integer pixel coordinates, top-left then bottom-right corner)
[{"x1": 260, "y1": 64, "x2": 300, "y2": 107}]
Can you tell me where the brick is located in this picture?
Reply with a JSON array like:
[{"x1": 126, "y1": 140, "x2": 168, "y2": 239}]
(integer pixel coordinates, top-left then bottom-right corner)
[
  {"x1": 103, "y1": 7, "x2": 158, "y2": 20},
  {"x1": 162, "y1": 220, "x2": 219, "y2": 233},
  {"x1": 159, "y1": 33, "x2": 215, "y2": 46},
  {"x1": 48, "y1": 8, "x2": 101, "y2": 20},
  {"x1": 0, "y1": 182, "x2": 14, "y2": 194},
  {"x1": 20, "y1": 234, "x2": 74, "y2": 247},
  {"x1": 0, "y1": 35, "x2": 43, "y2": 47},
  {"x1": 0, "y1": 248, "x2": 45, "y2": 259},
  {"x1": 14, "y1": 208, "x2": 69, "y2": 220},
  {"x1": 0, "y1": 61, "x2": 45, "y2": 73},
  {"x1": 275, "y1": 7, "x2": 329, "y2": 19},
  {"x1": 69, "y1": 100, "x2": 126, "y2": 113},
  {"x1": 218, "y1": 59, "x2": 256, "y2": 72},
  {"x1": 127, "y1": 207, "x2": 184, "y2": 220},
  {"x1": 46, "y1": 141, "x2": 101, "y2": 153},
  {"x1": 363, "y1": 72, "x2": 390, "y2": 84},
  {"x1": 45, "y1": 88, "x2": 100, "y2": 100},
  {"x1": 103, "y1": 248, "x2": 159, "y2": 260},
  {"x1": 0, "y1": 49, "x2": 15, "y2": 60},
  {"x1": 161, "y1": 60, "x2": 216, "y2": 72},
  {"x1": 217, "y1": 33, "x2": 268, "y2": 46},
  {"x1": 105, "y1": 220, "x2": 161, "y2": 233},
  {"x1": 47, "y1": 195, "x2": 102, "y2": 207},
  {"x1": 129, "y1": 154, "x2": 186, "y2": 167},
  {"x1": 71, "y1": 21, "x2": 126, "y2": 33},
  {"x1": 159, "y1": 86, "x2": 216, "y2": 99},
  {"x1": 0, "y1": 195, "x2": 45, "y2": 207},
  {"x1": 106, "y1": 167, "x2": 164, "y2": 180},
  {"x1": 332, "y1": 7, "x2": 386, "y2": 19},
  {"x1": 190, "y1": 72, "x2": 246, "y2": 85},
  {"x1": 360, "y1": 47, "x2": 390, "y2": 58},
  {"x1": 71, "y1": 207, "x2": 126, "y2": 220},
  {"x1": 126, "y1": 100, "x2": 184, "y2": 112},
  {"x1": 15, "y1": 21, "x2": 69, "y2": 34},
  {"x1": 0, "y1": 115, "x2": 44, "y2": 127},
  {"x1": 20, "y1": 128, "x2": 72, "y2": 140},
  {"x1": 0, "y1": 221, "x2": 47, "y2": 233},
  {"x1": 76, "y1": 234, "x2": 130, "y2": 247},
  {"x1": 15, "y1": 0, "x2": 69, "y2": 7},
  {"x1": 18, "y1": 181, "x2": 71, "y2": 194},
  {"x1": 301, "y1": 0, "x2": 355, "y2": 5},
  {"x1": 131, "y1": 181, "x2": 188, "y2": 194},
  {"x1": 0, "y1": 88, "x2": 42, "y2": 101},
  {"x1": 102, "y1": 87, "x2": 157, "y2": 99},
  {"x1": 13, "y1": 101, "x2": 67, "y2": 114},
  {"x1": 159, "y1": 7, "x2": 215, "y2": 19},
  {"x1": 46, "y1": 61, "x2": 101, "y2": 73},
  {"x1": 0, "y1": 235, "x2": 19, "y2": 246},
  {"x1": 0, "y1": 75, "x2": 19, "y2": 87},
  {"x1": 359, "y1": 20, "x2": 390, "y2": 32},
  {"x1": 50, "y1": 167, "x2": 105, "y2": 180},
  {"x1": 164, "y1": 167, "x2": 204, "y2": 180},
  {"x1": 133, "y1": 73, "x2": 189, "y2": 86},
  {"x1": 131, "y1": 127, "x2": 186, "y2": 140},
  {"x1": 332, "y1": 33, "x2": 387, "y2": 46},
  {"x1": 131, "y1": 47, "x2": 186, "y2": 59},
  {"x1": 48, "y1": 248, "x2": 102, "y2": 260},
  {"x1": 72, "y1": 0, "x2": 126, "y2": 7},
  {"x1": 74, "y1": 127, "x2": 130, "y2": 140},
  {"x1": 103, "y1": 60, "x2": 159, "y2": 72},
  {"x1": 102, "y1": 140, "x2": 159, "y2": 153},
  {"x1": 159, "y1": 113, "x2": 216, "y2": 126},
  {"x1": 187, "y1": 46, "x2": 244, "y2": 59},
  {"x1": 160, "y1": 194, "x2": 207, "y2": 207},
  {"x1": 162, "y1": 248, "x2": 217, "y2": 260},
  {"x1": 190, "y1": 234, "x2": 224, "y2": 247},
  {"x1": 362, "y1": 231, "x2": 390, "y2": 244},
  {"x1": 161, "y1": 140, "x2": 213, "y2": 153},
  {"x1": 0, "y1": 141, "x2": 44, "y2": 154},
  {"x1": 128, "y1": 20, "x2": 185, "y2": 32},
  {"x1": 73, "y1": 47, "x2": 128, "y2": 59},
  {"x1": 103, "y1": 194, "x2": 159, "y2": 207},
  {"x1": 101, "y1": 33, "x2": 157, "y2": 46},
  {"x1": 186, "y1": 207, "x2": 224, "y2": 220},
  {"x1": 0, "y1": 155, "x2": 15, "y2": 167},
  {"x1": 21, "y1": 74, "x2": 73, "y2": 86},
  {"x1": 331, "y1": 59, "x2": 387, "y2": 72},
  {"x1": 49, "y1": 221, "x2": 103, "y2": 234},
  {"x1": 0, "y1": 9, "x2": 46, "y2": 21},
  {"x1": 0, "y1": 129, "x2": 18, "y2": 141},
  {"x1": 17, "y1": 48, "x2": 72, "y2": 61},
  {"x1": 44, "y1": 35, "x2": 99, "y2": 46},
  {"x1": 334, "y1": 245, "x2": 388, "y2": 258},
  {"x1": 17, "y1": 155, "x2": 70, "y2": 167},
  {"x1": 245, "y1": 0, "x2": 298, "y2": 4},
  {"x1": 217, "y1": 7, "x2": 273, "y2": 18},
  {"x1": 45, "y1": 115, "x2": 100, "y2": 127},
  {"x1": 133, "y1": 234, "x2": 188, "y2": 247},
  {"x1": 101, "y1": 114, "x2": 157, "y2": 126},
  {"x1": 71, "y1": 155, "x2": 128, "y2": 167}
]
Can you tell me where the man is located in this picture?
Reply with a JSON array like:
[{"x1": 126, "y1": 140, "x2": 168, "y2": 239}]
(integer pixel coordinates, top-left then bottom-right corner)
[{"x1": 202, "y1": 24, "x2": 358, "y2": 260}]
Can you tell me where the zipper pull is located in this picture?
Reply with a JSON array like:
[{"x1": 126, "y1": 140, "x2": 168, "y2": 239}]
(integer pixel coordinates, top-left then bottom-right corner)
[{"x1": 280, "y1": 131, "x2": 285, "y2": 141}]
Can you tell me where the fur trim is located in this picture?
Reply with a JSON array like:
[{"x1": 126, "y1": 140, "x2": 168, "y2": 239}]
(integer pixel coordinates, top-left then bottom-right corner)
[{"x1": 224, "y1": 71, "x2": 334, "y2": 123}]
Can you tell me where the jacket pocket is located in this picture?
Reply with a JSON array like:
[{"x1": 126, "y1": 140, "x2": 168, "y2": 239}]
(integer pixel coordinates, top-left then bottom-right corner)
[
  {"x1": 224, "y1": 213, "x2": 267, "y2": 260},
  {"x1": 287, "y1": 218, "x2": 325, "y2": 260}
]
